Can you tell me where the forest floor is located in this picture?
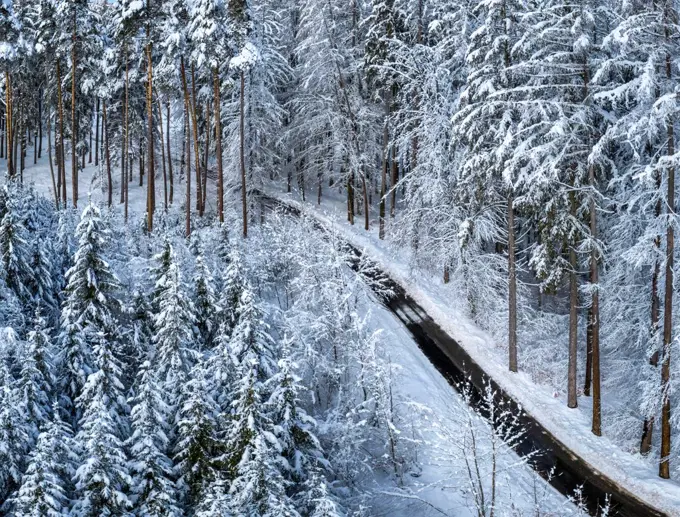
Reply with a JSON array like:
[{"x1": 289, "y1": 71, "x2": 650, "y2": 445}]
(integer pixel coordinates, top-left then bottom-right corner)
[
  {"x1": 262, "y1": 185, "x2": 680, "y2": 516},
  {"x1": 3, "y1": 146, "x2": 582, "y2": 515}
]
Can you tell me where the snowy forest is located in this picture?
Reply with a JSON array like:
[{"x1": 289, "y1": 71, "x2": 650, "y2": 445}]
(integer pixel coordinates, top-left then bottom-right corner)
[{"x1": 2, "y1": 0, "x2": 680, "y2": 514}]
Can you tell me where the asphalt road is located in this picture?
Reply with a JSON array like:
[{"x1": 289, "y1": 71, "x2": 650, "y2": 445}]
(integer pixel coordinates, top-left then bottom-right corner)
[{"x1": 259, "y1": 192, "x2": 668, "y2": 517}]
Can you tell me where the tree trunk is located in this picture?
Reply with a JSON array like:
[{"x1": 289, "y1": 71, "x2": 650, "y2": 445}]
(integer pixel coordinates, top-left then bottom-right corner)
[
  {"x1": 240, "y1": 69, "x2": 247, "y2": 238},
  {"x1": 202, "y1": 99, "x2": 209, "y2": 212},
  {"x1": 122, "y1": 51, "x2": 129, "y2": 211},
  {"x1": 379, "y1": 92, "x2": 389, "y2": 240},
  {"x1": 56, "y1": 61, "x2": 66, "y2": 205},
  {"x1": 157, "y1": 95, "x2": 167, "y2": 210},
  {"x1": 5, "y1": 71, "x2": 12, "y2": 178},
  {"x1": 361, "y1": 170, "x2": 369, "y2": 231},
  {"x1": 180, "y1": 57, "x2": 192, "y2": 237},
  {"x1": 390, "y1": 145, "x2": 398, "y2": 217},
  {"x1": 641, "y1": 187, "x2": 662, "y2": 454},
  {"x1": 589, "y1": 163, "x2": 601, "y2": 436},
  {"x1": 214, "y1": 67, "x2": 223, "y2": 222},
  {"x1": 88, "y1": 104, "x2": 92, "y2": 164},
  {"x1": 167, "y1": 99, "x2": 173, "y2": 205},
  {"x1": 191, "y1": 62, "x2": 202, "y2": 215},
  {"x1": 38, "y1": 92, "x2": 42, "y2": 159},
  {"x1": 146, "y1": 36, "x2": 155, "y2": 232},
  {"x1": 103, "y1": 99, "x2": 112, "y2": 208},
  {"x1": 71, "y1": 10, "x2": 78, "y2": 207},
  {"x1": 47, "y1": 103, "x2": 58, "y2": 208},
  {"x1": 585, "y1": 309, "x2": 593, "y2": 396},
  {"x1": 660, "y1": 106, "x2": 674, "y2": 479},
  {"x1": 94, "y1": 98, "x2": 99, "y2": 167},
  {"x1": 508, "y1": 193, "x2": 518, "y2": 373},
  {"x1": 567, "y1": 190, "x2": 578, "y2": 409}
]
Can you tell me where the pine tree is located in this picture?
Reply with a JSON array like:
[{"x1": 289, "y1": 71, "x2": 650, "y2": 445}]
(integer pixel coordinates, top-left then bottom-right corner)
[
  {"x1": 267, "y1": 345, "x2": 321, "y2": 484},
  {"x1": 194, "y1": 254, "x2": 218, "y2": 349},
  {"x1": 127, "y1": 361, "x2": 179, "y2": 517},
  {"x1": 218, "y1": 249, "x2": 246, "y2": 333},
  {"x1": 0, "y1": 381, "x2": 29, "y2": 505},
  {"x1": 154, "y1": 260, "x2": 199, "y2": 410},
  {"x1": 18, "y1": 309, "x2": 55, "y2": 440},
  {"x1": 72, "y1": 334, "x2": 131, "y2": 516},
  {"x1": 173, "y1": 361, "x2": 219, "y2": 509},
  {"x1": 195, "y1": 476, "x2": 232, "y2": 516},
  {"x1": 0, "y1": 197, "x2": 33, "y2": 304},
  {"x1": 230, "y1": 287, "x2": 277, "y2": 380},
  {"x1": 13, "y1": 406, "x2": 75, "y2": 517},
  {"x1": 59, "y1": 202, "x2": 121, "y2": 419}
]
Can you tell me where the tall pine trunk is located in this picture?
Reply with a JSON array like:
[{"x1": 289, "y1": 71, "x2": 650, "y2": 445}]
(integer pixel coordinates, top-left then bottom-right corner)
[
  {"x1": 508, "y1": 192, "x2": 518, "y2": 373},
  {"x1": 103, "y1": 99, "x2": 112, "y2": 208},
  {"x1": 157, "y1": 95, "x2": 167, "y2": 210},
  {"x1": 146, "y1": 34, "x2": 155, "y2": 231},
  {"x1": 167, "y1": 99, "x2": 173, "y2": 205},
  {"x1": 567, "y1": 189, "x2": 578, "y2": 409},
  {"x1": 94, "y1": 98, "x2": 99, "y2": 166},
  {"x1": 56, "y1": 60, "x2": 66, "y2": 205},
  {"x1": 214, "y1": 66, "x2": 223, "y2": 222},
  {"x1": 180, "y1": 57, "x2": 192, "y2": 237},
  {"x1": 191, "y1": 62, "x2": 202, "y2": 215},
  {"x1": 71, "y1": 10, "x2": 78, "y2": 207},
  {"x1": 379, "y1": 91, "x2": 389, "y2": 240},
  {"x1": 660, "y1": 68, "x2": 674, "y2": 477},
  {"x1": 240, "y1": 69, "x2": 247, "y2": 238},
  {"x1": 47, "y1": 102, "x2": 58, "y2": 208},
  {"x1": 5, "y1": 71, "x2": 13, "y2": 178},
  {"x1": 589, "y1": 162, "x2": 601, "y2": 436}
]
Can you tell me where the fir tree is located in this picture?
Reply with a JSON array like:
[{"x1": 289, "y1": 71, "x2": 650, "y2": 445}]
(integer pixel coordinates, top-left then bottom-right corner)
[
  {"x1": 173, "y1": 361, "x2": 219, "y2": 509},
  {"x1": 72, "y1": 335, "x2": 131, "y2": 516},
  {"x1": 13, "y1": 406, "x2": 76, "y2": 517},
  {"x1": 193, "y1": 254, "x2": 218, "y2": 349},
  {"x1": 0, "y1": 381, "x2": 29, "y2": 505},
  {"x1": 127, "y1": 361, "x2": 179, "y2": 517},
  {"x1": 154, "y1": 260, "x2": 199, "y2": 410},
  {"x1": 18, "y1": 309, "x2": 55, "y2": 440}
]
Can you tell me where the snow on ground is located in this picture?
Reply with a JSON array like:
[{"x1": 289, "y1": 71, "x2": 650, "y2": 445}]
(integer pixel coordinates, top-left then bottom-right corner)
[
  {"x1": 263, "y1": 186, "x2": 680, "y2": 516},
  {"x1": 6, "y1": 145, "x2": 577, "y2": 516}
]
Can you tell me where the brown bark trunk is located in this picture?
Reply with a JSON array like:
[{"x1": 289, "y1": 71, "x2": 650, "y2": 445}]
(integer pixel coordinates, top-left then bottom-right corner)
[
  {"x1": 38, "y1": 92, "x2": 42, "y2": 159},
  {"x1": 146, "y1": 36, "x2": 155, "y2": 232},
  {"x1": 191, "y1": 62, "x2": 202, "y2": 215},
  {"x1": 390, "y1": 145, "x2": 398, "y2": 217},
  {"x1": 240, "y1": 70, "x2": 247, "y2": 238},
  {"x1": 157, "y1": 95, "x2": 167, "y2": 210},
  {"x1": 47, "y1": 103, "x2": 58, "y2": 208},
  {"x1": 167, "y1": 99, "x2": 173, "y2": 205},
  {"x1": 71, "y1": 10, "x2": 78, "y2": 207},
  {"x1": 5, "y1": 71, "x2": 12, "y2": 178},
  {"x1": 641, "y1": 189, "x2": 662, "y2": 454},
  {"x1": 56, "y1": 61, "x2": 66, "y2": 206},
  {"x1": 202, "y1": 99, "x2": 209, "y2": 212},
  {"x1": 568, "y1": 190, "x2": 578, "y2": 409},
  {"x1": 660, "y1": 98, "x2": 674, "y2": 479},
  {"x1": 180, "y1": 57, "x2": 192, "y2": 237},
  {"x1": 589, "y1": 163, "x2": 601, "y2": 436},
  {"x1": 379, "y1": 92, "x2": 389, "y2": 240},
  {"x1": 214, "y1": 67, "x2": 223, "y2": 222},
  {"x1": 347, "y1": 170, "x2": 354, "y2": 225},
  {"x1": 94, "y1": 98, "x2": 99, "y2": 166},
  {"x1": 362, "y1": 171, "x2": 369, "y2": 231},
  {"x1": 103, "y1": 100, "x2": 112, "y2": 208},
  {"x1": 585, "y1": 309, "x2": 593, "y2": 396},
  {"x1": 508, "y1": 193, "x2": 518, "y2": 373}
]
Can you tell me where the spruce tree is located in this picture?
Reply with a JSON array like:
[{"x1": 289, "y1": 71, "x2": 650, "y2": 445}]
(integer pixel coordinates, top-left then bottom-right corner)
[
  {"x1": 127, "y1": 361, "x2": 179, "y2": 517},
  {"x1": 154, "y1": 260, "x2": 199, "y2": 411},
  {"x1": 72, "y1": 334, "x2": 131, "y2": 516},
  {"x1": 18, "y1": 309, "x2": 55, "y2": 440},
  {"x1": 173, "y1": 361, "x2": 219, "y2": 509},
  {"x1": 13, "y1": 406, "x2": 75, "y2": 517},
  {"x1": 0, "y1": 381, "x2": 29, "y2": 505}
]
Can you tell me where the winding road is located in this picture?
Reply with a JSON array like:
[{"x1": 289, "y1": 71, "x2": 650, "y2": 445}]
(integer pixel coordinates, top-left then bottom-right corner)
[{"x1": 259, "y1": 192, "x2": 668, "y2": 517}]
